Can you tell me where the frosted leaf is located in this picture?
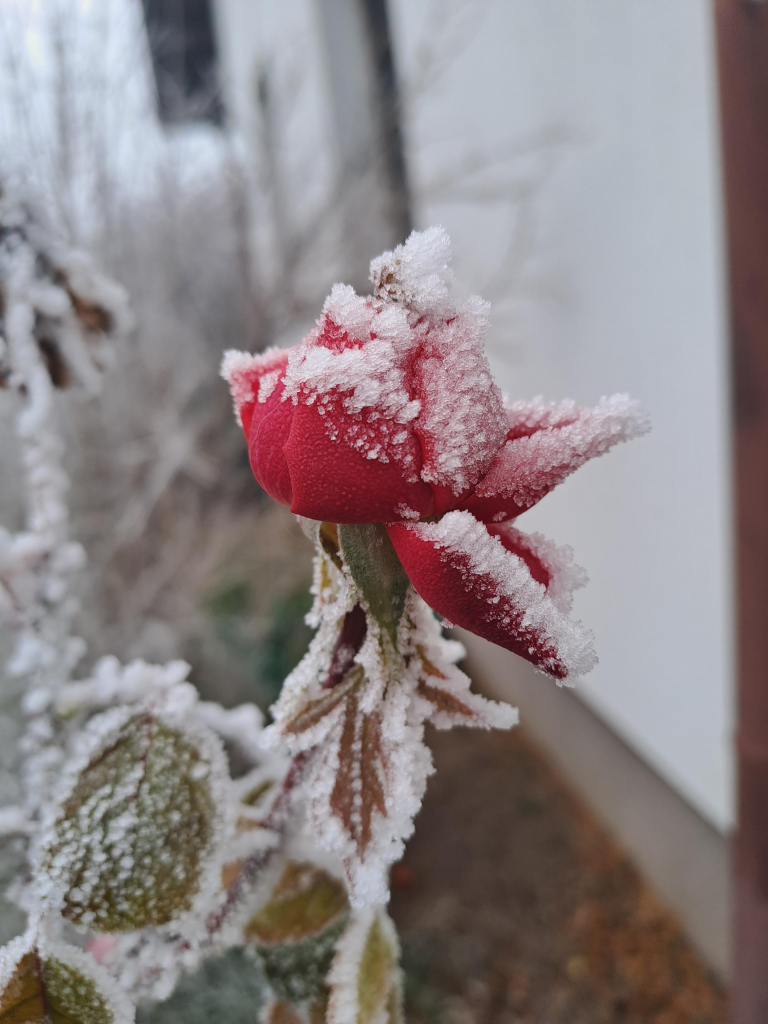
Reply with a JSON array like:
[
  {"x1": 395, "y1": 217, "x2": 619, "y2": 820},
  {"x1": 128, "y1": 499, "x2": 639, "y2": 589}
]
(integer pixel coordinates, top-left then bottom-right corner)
[
  {"x1": 268, "y1": 618, "x2": 434, "y2": 906},
  {"x1": 326, "y1": 908, "x2": 403, "y2": 1024},
  {"x1": 246, "y1": 862, "x2": 348, "y2": 1007},
  {"x1": 38, "y1": 703, "x2": 231, "y2": 931},
  {"x1": 245, "y1": 862, "x2": 348, "y2": 946},
  {"x1": 56, "y1": 658, "x2": 192, "y2": 717},
  {"x1": 403, "y1": 596, "x2": 519, "y2": 732},
  {"x1": 265, "y1": 532, "x2": 516, "y2": 906},
  {"x1": 474, "y1": 394, "x2": 651, "y2": 514},
  {"x1": 0, "y1": 932, "x2": 134, "y2": 1024}
]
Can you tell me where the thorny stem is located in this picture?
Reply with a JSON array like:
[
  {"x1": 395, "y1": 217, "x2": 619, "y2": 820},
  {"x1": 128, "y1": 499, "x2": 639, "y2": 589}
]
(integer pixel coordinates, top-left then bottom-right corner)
[{"x1": 204, "y1": 748, "x2": 312, "y2": 937}]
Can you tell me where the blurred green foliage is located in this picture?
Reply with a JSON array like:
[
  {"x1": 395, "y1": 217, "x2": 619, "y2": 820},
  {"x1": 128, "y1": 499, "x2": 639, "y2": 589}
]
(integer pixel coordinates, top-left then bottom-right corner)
[
  {"x1": 137, "y1": 949, "x2": 268, "y2": 1024},
  {"x1": 204, "y1": 580, "x2": 313, "y2": 714}
]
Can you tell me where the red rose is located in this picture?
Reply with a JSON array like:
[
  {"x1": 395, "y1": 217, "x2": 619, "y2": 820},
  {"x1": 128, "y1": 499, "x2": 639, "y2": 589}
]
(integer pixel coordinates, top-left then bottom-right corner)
[{"x1": 223, "y1": 228, "x2": 648, "y2": 680}]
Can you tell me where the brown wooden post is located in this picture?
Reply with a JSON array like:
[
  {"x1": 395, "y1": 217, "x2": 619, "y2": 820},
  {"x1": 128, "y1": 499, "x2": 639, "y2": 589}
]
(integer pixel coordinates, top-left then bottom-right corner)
[{"x1": 715, "y1": 2, "x2": 768, "y2": 1018}]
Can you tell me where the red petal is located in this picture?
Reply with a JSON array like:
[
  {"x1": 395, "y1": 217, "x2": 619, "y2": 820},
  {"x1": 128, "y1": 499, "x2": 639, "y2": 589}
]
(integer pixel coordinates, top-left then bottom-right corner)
[
  {"x1": 248, "y1": 380, "x2": 294, "y2": 506},
  {"x1": 221, "y1": 347, "x2": 291, "y2": 441},
  {"x1": 462, "y1": 395, "x2": 650, "y2": 522},
  {"x1": 387, "y1": 511, "x2": 595, "y2": 681},
  {"x1": 409, "y1": 298, "x2": 507, "y2": 511},
  {"x1": 283, "y1": 402, "x2": 434, "y2": 524},
  {"x1": 486, "y1": 522, "x2": 587, "y2": 613},
  {"x1": 221, "y1": 348, "x2": 295, "y2": 505}
]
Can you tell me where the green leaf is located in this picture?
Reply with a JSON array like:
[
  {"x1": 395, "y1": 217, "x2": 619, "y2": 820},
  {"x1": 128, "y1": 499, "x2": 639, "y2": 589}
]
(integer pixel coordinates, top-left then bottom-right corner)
[
  {"x1": 42, "y1": 709, "x2": 227, "y2": 931},
  {"x1": 245, "y1": 863, "x2": 348, "y2": 946},
  {"x1": 337, "y1": 524, "x2": 410, "y2": 647},
  {"x1": 136, "y1": 949, "x2": 267, "y2": 1024},
  {"x1": 326, "y1": 909, "x2": 403, "y2": 1024},
  {"x1": 0, "y1": 937, "x2": 134, "y2": 1024},
  {"x1": 245, "y1": 863, "x2": 349, "y2": 1007},
  {"x1": 258, "y1": 924, "x2": 344, "y2": 1008},
  {"x1": 357, "y1": 917, "x2": 394, "y2": 1024}
]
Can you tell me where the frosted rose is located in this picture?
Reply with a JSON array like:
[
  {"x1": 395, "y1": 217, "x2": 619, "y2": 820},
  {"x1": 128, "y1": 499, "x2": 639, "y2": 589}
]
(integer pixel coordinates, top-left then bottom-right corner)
[{"x1": 223, "y1": 228, "x2": 648, "y2": 680}]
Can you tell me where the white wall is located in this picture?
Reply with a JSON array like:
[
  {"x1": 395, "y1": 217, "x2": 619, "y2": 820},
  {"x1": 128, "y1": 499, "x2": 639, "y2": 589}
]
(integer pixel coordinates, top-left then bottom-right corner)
[{"x1": 390, "y1": 0, "x2": 734, "y2": 831}]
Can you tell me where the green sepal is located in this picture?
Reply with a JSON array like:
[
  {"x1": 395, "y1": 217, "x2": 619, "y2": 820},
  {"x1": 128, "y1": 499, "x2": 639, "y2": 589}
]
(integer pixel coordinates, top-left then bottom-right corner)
[{"x1": 337, "y1": 524, "x2": 410, "y2": 647}]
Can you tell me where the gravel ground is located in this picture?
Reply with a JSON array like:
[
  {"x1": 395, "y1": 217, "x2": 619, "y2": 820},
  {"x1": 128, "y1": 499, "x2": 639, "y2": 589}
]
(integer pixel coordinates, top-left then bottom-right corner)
[{"x1": 390, "y1": 727, "x2": 728, "y2": 1024}]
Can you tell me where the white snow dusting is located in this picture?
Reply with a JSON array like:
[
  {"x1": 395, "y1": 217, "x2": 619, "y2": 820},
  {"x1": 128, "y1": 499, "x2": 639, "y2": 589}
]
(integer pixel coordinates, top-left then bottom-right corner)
[{"x1": 280, "y1": 227, "x2": 507, "y2": 499}]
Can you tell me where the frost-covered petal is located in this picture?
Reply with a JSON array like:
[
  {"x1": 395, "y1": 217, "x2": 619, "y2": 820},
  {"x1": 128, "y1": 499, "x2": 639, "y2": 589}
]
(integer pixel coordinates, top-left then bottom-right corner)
[
  {"x1": 221, "y1": 347, "x2": 288, "y2": 437},
  {"x1": 462, "y1": 394, "x2": 650, "y2": 523},
  {"x1": 221, "y1": 347, "x2": 294, "y2": 505},
  {"x1": 410, "y1": 294, "x2": 507, "y2": 512},
  {"x1": 485, "y1": 522, "x2": 588, "y2": 615},
  {"x1": 387, "y1": 511, "x2": 596, "y2": 681},
  {"x1": 284, "y1": 402, "x2": 433, "y2": 523},
  {"x1": 270, "y1": 231, "x2": 509, "y2": 523}
]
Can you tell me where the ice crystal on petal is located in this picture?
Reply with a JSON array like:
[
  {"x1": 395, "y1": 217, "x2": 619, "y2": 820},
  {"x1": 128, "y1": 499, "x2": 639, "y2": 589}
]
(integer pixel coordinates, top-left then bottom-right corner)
[
  {"x1": 411, "y1": 292, "x2": 507, "y2": 498},
  {"x1": 488, "y1": 524, "x2": 588, "y2": 614},
  {"x1": 477, "y1": 394, "x2": 651, "y2": 512},
  {"x1": 281, "y1": 227, "x2": 507, "y2": 498},
  {"x1": 407, "y1": 511, "x2": 597, "y2": 680},
  {"x1": 221, "y1": 347, "x2": 287, "y2": 425}
]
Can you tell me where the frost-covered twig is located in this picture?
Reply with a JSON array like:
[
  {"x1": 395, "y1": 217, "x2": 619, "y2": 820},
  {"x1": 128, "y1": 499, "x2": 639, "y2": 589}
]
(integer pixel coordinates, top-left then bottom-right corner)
[{"x1": 0, "y1": 186, "x2": 131, "y2": 814}]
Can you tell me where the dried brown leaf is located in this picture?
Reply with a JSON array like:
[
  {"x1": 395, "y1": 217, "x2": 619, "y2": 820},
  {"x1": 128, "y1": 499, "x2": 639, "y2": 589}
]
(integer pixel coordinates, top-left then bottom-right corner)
[
  {"x1": 284, "y1": 668, "x2": 363, "y2": 736},
  {"x1": 330, "y1": 696, "x2": 387, "y2": 856}
]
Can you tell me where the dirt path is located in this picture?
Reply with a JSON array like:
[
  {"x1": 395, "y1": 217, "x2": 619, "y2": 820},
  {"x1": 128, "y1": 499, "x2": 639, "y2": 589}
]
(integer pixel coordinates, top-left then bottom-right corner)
[{"x1": 390, "y1": 727, "x2": 728, "y2": 1024}]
